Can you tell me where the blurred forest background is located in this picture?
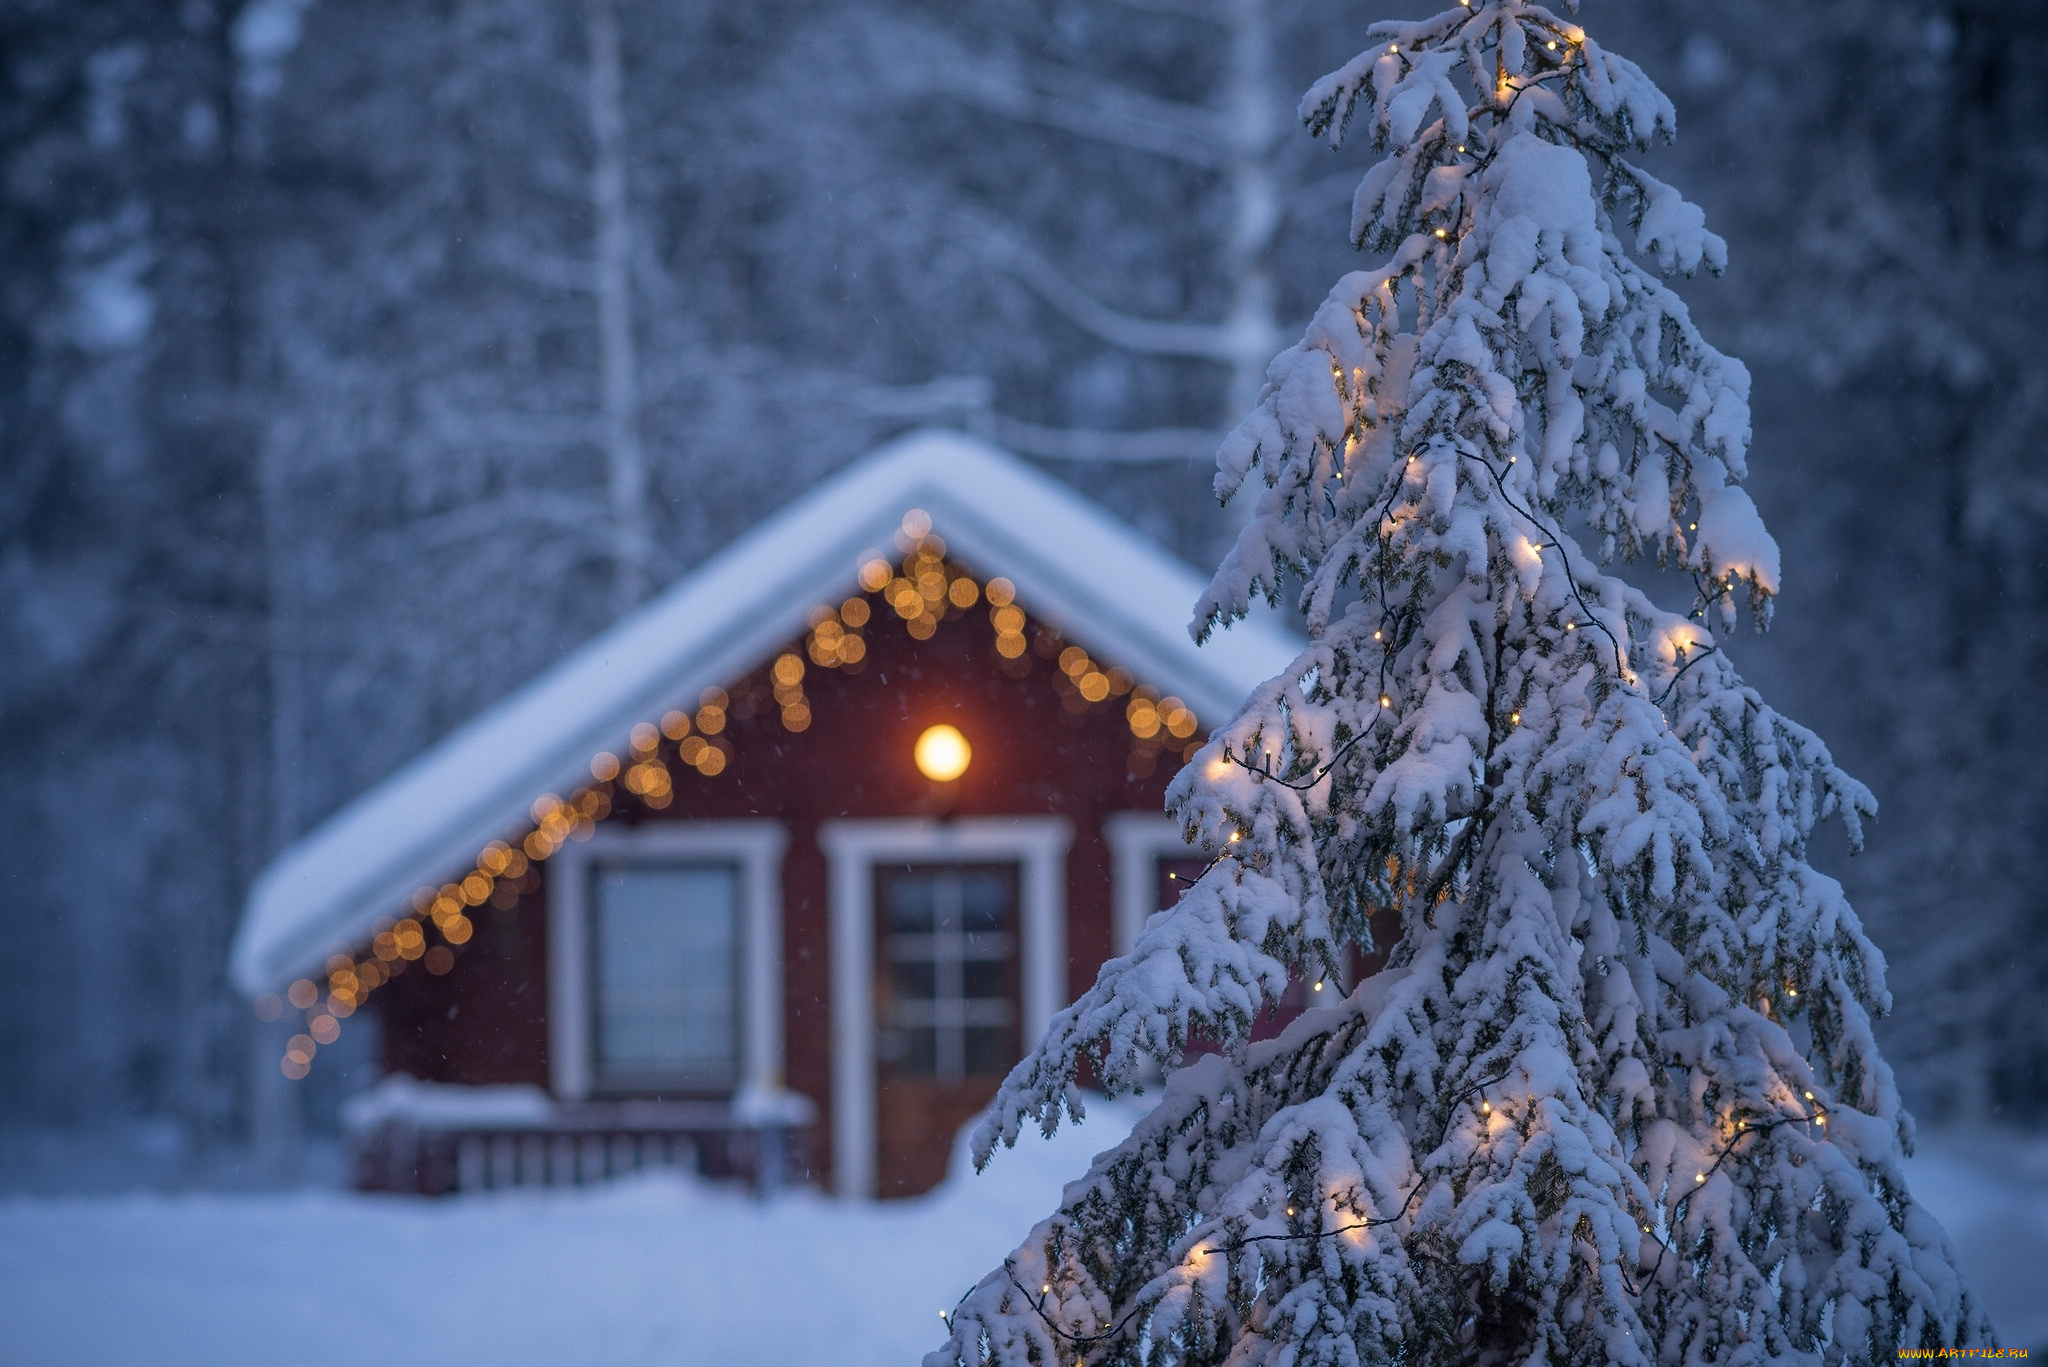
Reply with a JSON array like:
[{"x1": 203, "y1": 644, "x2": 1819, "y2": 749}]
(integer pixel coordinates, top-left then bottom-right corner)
[{"x1": 1, "y1": 0, "x2": 2043, "y2": 1186}]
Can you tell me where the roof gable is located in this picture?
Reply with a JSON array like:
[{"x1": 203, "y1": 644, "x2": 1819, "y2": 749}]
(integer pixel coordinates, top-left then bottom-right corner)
[{"x1": 230, "y1": 429, "x2": 1302, "y2": 994}]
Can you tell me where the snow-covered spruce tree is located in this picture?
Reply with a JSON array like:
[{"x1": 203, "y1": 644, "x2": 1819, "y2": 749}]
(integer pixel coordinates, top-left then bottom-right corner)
[{"x1": 932, "y1": 5, "x2": 1995, "y2": 1365}]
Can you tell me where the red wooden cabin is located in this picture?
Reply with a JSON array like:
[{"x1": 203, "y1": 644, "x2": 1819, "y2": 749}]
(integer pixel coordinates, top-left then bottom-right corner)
[{"x1": 231, "y1": 432, "x2": 1300, "y2": 1198}]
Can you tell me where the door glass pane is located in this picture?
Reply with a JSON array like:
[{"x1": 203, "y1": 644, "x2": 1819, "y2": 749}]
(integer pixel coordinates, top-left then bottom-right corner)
[
  {"x1": 879, "y1": 864, "x2": 1016, "y2": 1081},
  {"x1": 960, "y1": 958, "x2": 1007, "y2": 1000},
  {"x1": 887, "y1": 876, "x2": 937, "y2": 933},
  {"x1": 592, "y1": 862, "x2": 739, "y2": 1091},
  {"x1": 963, "y1": 1026, "x2": 1009, "y2": 1075},
  {"x1": 957, "y1": 875, "x2": 1008, "y2": 932},
  {"x1": 892, "y1": 959, "x2": 936, "y2": 1000}
]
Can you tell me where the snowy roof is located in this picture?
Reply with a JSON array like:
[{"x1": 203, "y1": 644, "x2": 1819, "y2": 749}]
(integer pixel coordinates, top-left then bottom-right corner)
[{"x1": 231, "y1": 429, "x2": 1303, "y2": 995}]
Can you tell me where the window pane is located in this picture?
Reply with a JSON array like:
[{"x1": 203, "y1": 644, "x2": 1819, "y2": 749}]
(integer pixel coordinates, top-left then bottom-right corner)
[
  {"x1": 956, "y1": 871, "x2": 1010, "y2": 931},
  {"x1": 593, "y1": 863, "x2": 739, "y2": 1090},
  {"x1": 884, "y1": 873, "x2": 937, "y2": 932},
  {"x1": 961, "y1": 959, "x2": 1006, "y2": 1000},
  {"x1": 892, "y1": 959, "x2": 936, "y2": 1000},
  {"x1": 958, "y1": 932, "x2": 1010, "y2": 961},
  {"x1": 963, "y1": 1026, "x2": 1009, "y2": 1075}
]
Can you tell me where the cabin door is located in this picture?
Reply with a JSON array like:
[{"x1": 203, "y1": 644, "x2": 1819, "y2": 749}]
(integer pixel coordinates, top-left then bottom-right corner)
[{"x1": 872, "y1": 862, "x2": 1021, "y2": 1197}]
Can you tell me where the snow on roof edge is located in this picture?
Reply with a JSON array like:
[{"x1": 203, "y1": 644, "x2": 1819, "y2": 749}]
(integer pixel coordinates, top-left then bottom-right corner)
[{"x1": 231, "y1": 430, "x2": 1303, "y2": 995}]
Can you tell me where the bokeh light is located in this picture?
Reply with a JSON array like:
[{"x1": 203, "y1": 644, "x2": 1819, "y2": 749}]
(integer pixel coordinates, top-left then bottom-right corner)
[{"x1": 915, "y1": 724, "x2": 972, "y2": 782}]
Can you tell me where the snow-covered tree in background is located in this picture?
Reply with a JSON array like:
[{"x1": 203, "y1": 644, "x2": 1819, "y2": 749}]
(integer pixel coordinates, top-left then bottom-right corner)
[{"x1": 934, "y1": 4, "x2": 1995, "y2": 1363}]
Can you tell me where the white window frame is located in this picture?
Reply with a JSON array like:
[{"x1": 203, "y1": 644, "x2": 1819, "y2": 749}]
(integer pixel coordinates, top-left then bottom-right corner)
[
  {"x1": 819, "y1": 816, "x2": 1072, "y2": 1200},
  {"x1": 548, "y1": 821, "x2": 788, "y2": 1103},
  {"x1": 1103, "y1": 812, "x2": 1204, "y2": 955}
]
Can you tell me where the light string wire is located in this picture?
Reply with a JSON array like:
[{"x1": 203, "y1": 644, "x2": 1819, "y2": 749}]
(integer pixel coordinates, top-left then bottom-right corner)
[
  {"x1": 1218, "y1": 447, "x2": 1411, "y2": 794},
  {"x1": 1620, "y1": 1096, "x2": 1832, "y2": 1298},
  {"x1": 1212, "y1": 1067, "x2": 1515, "y2": 1253},
  {"x1": 1221, "y1": 439, "x2": 1662, "y2": 798},
  {"x1": 980, "y1": 1065, "x2": 1832, "y2": 1352}
]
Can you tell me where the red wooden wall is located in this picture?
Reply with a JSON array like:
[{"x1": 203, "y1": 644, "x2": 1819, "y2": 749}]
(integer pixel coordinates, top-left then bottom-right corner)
[{"x1": 376, "y1": 584, "x2": 1195, "y2": 1190}]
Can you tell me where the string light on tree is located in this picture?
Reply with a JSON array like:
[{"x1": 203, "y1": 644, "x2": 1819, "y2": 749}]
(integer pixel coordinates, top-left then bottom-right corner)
[{"x1": 933, "y1": 1, "x2": 1993, "y2": 1362}]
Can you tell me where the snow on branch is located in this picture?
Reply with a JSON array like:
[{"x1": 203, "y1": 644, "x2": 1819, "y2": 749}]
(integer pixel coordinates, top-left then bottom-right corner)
[
  {"x1": 885, "y1": 27, "x2": 1232, "y2": 169},
  {"x1": 962, "y1": 212, "x2": 1242, "y2": 361}
]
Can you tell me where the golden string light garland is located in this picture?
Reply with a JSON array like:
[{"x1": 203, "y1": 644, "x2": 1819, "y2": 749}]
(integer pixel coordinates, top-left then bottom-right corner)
[{"x1": 269, "y1": 508, "x2": 1207, "y2": 1078}]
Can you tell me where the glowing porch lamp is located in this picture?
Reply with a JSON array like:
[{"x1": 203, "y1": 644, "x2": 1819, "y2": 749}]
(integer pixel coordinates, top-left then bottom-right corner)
[{"x1": 914, "y1": 724, "x2": 972, "y2": 782}]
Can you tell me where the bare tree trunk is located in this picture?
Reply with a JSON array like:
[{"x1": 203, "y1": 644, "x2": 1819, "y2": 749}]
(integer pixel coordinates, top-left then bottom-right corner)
[
  {"x1": 254, "y1": 418, "x2": 303, "y2": 1182},
  {"x1": 250, "y1": 1017, "x2": 302, "y2": 1184},
  {"x1": 1219, "y1": 0, "x2": 1283, "y2": 417},
  {"x1": 916, "y1": 0, "x2": 1290, "y2": 441},
  {"x1": 588, "y1": 0, "x2": 651, "y2": 612}
]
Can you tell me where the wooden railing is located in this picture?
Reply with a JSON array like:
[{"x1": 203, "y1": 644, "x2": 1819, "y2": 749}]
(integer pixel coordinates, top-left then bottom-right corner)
[{"x1": 349, "y1": 1096, "x2": 809, "y2": 1196}]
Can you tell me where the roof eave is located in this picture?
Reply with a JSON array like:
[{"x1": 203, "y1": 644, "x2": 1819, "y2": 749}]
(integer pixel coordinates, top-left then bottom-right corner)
[{"x1": 230, "y1": 430, "x2": 1302, "y2": 995}]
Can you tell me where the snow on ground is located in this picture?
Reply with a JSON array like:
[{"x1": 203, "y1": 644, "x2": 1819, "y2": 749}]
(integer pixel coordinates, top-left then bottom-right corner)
[
  {"x1": 1897, "y1": 1128, "x2": 2048, "y2": 1351},
  {"x1": 0, "y1": 1098, "x2": 1145, "y2": 1367},
  {"x1": 2, "y1": 1110, "x2": 2043, "y2": 1365}
]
